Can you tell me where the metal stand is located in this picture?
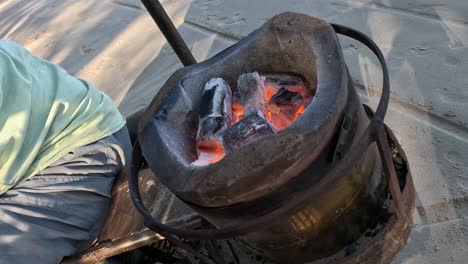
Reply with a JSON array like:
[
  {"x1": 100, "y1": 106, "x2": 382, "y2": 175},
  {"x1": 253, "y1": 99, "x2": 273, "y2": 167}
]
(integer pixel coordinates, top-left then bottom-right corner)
[{"x1": 141, "y1": 0, "x2": 196, "y2": 66}]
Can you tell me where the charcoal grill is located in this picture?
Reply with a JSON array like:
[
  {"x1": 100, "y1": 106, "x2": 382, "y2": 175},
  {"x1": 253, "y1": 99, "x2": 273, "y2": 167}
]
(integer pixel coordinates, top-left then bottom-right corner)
[{"x1": 129, "y1": 1, "x2": 415, "y2": 263}]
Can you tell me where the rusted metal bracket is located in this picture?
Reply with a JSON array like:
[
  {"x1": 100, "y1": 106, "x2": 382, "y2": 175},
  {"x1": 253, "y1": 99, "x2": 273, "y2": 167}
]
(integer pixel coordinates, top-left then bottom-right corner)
[
  {"x1": 337, "y1": 122, "x2": 415, "y2": 264},
  {"x1": 376, "y1": 126, "x2": 406, "y2": 218}
]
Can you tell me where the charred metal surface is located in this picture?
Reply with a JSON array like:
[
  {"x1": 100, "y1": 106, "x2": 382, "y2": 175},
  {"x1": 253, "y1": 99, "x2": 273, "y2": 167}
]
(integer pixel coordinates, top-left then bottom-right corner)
[
  {"x1": 334, "y1": 123, "x2": 415, "y2": 264},
  {"x1": 264, "y1": 74, "x2": 307, "y2": 88}
]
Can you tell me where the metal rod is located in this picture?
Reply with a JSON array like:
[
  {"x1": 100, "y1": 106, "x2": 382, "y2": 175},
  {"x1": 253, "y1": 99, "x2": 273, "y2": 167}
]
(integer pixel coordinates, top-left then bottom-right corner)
[
  {"x1": 63, "y1": 218, "x2": 201, "y2": 264},
  {"x1": 164, "y1": 235, "x2": 219, "y2": 264},
  {"x1": 376, "y1": 127, "x2": 406, "y2": 218},
  {"x1": 141, "y1": 0, "x2": 197, "y2": 66},
  {"x1": 63, "y1": 229, "x2": 165, "y2": 264}
]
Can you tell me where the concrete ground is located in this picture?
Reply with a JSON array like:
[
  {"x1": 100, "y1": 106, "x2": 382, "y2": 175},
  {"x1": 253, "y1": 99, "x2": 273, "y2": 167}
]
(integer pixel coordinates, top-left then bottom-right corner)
[{"x1": 1, "y1": 0, "x2": 467, "y2": 263}]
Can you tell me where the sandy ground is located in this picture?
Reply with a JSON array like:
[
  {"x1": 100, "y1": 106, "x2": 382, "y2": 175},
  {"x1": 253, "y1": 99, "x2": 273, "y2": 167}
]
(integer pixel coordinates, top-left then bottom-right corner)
[{"x1": 1, "y1": 0, "x2": 467, "y2": 263}]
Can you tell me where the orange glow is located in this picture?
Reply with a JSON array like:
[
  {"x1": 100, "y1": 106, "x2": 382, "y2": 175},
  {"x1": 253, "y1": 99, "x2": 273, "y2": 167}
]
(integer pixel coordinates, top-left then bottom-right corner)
[
  {"x1": 264, "y1": 85, "x2": 305, "y2": 130},
  {"x1": 232, "y1": 103, "x2": 244, "y2": 123},
  {"x1": 192, "y1": 78, "x2": 308, "y2": 166},
  {"x1": 192, "y1": 145, "x2": 225, "y2": 166},
  {"x1": 264, "y1": 84, "x2": 278, "y2": 99},
  {"x1": 295, "y1": 105, "x2": 305, "y2": 119}
]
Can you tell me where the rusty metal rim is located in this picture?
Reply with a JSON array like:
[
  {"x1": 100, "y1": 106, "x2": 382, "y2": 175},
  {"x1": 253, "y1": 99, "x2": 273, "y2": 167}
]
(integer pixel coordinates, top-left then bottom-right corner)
[
  {"x1": 128, "y1": 22, "x2": 393, "y2": 241},
  {"x1": 330, "y1": 121, "x2": 415, "y2": 264}
]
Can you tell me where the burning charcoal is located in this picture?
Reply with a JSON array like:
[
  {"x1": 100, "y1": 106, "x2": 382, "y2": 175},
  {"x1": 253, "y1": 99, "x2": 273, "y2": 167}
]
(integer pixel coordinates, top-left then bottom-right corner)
[
  {"x1": 191, "y1": 147, "x2": 225, "y2": 166},
  {"x1": 237, "y1": 72, "x2": 268, "y2": 117},
  {"x1": 196, "y1": 78, "x2": 232, "y2": 148},
  {"x1": 268, "y1": 87, "x2": 304, "y2": 119},
  {"x1": 263, "y1": 73, "x2": 305, "y2": 87},
  {"x1": 219, "y1": 112, "x2": 276, "y2": 154},
  {"x1": 262, "y1": 73, "x2": 311, "y2": 100}
]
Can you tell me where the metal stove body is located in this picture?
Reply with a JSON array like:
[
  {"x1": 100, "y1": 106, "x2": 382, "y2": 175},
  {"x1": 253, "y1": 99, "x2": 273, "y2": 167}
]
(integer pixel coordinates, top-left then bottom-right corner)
[{"x1": 129, "y1": 2, "x2": 415, "y2": 264}]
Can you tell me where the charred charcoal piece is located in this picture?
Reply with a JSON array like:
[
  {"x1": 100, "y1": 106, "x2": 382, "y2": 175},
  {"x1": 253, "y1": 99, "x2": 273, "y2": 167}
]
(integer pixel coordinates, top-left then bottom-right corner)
[
  {"x1": 263, "y1": 73, "x2": 305, "y2": 87},
  {"x1": 196, "y1": 78, "x2": 232, "y2": 148},
  {"x1": 270, "y1": 87, "x2": 303, "y2": 105},
  {"x1": 268, "y1": 87, "x2": 304, "y2": 119},
  {"x1": 219, "y1": 112, "x2": 276, "y2": 154},
  {"x1": 262, "y1": 73, "x2": 311, "y2": 103},
  {"x1": 237, "y1": 72, "x2": 268, "y2": 117}
]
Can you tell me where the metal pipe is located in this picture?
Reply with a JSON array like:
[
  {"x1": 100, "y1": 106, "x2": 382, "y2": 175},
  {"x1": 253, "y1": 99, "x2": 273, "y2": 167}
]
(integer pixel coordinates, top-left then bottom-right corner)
[
  {"x1": 63, "y1": 229, "x2": 165, "y2": 264},
  {"x1": 63, "y1": 218, "x2": 201, "y2": 263},
  {"x1": 141, "y1": 0, "x2": 196, "y2": 66},
  {"x1": 376, "y1": 127, "x2": 406, "y2": 218}
]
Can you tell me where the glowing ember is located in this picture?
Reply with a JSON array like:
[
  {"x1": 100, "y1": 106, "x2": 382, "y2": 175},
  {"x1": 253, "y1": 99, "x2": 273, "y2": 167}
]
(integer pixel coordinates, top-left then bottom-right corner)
[
  {"x1": 192, "y1": 74, "x2": 310, "y2": 166},
  {"x1": 192, "y1": 146, "x2": 225, "y2": 166},
  {"x1": 265, "y1": 86, "x2": 304, "y2": 130},
  {"x1": 232, "y1": 103, "x2": 244, "y2": 123},
  {"x1": 295, "y1": 105, "x2": 305, "y2": 118},
  {"x1": 264, "y1": 84, "x2": 278, "y2": 99}
]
